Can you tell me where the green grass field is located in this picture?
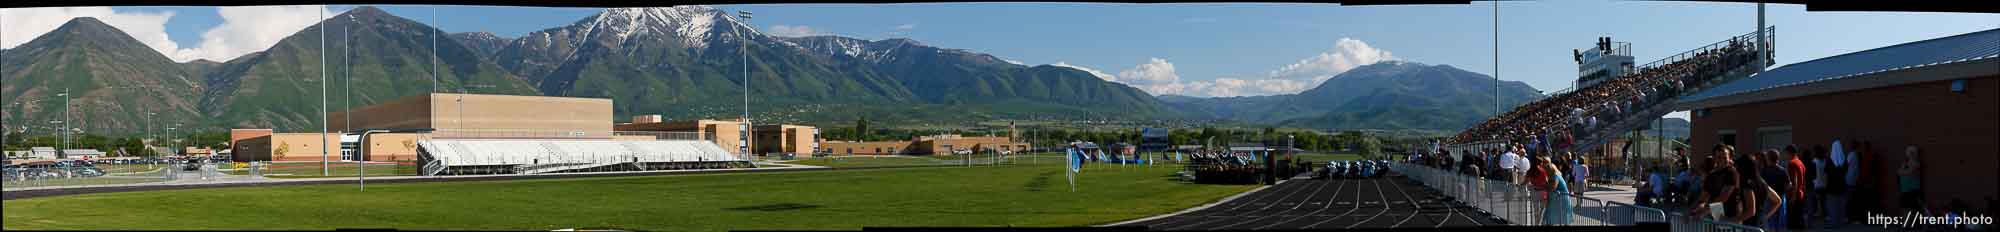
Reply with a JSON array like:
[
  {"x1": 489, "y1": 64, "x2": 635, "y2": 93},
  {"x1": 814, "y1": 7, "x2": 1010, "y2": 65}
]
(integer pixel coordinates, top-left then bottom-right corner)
[
  {"x1": 225, "y1": 162, "x2": 417, "y2": 178},
  {"x1": 4, "y1": 162, "x2": 1253, "y2": 231}
]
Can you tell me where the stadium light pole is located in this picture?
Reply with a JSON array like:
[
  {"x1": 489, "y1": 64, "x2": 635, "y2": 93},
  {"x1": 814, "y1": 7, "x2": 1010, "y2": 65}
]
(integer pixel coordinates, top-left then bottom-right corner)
[
  {"x1": 737, "y1": 10, "x2": 754, "y2": 162},
  {"x1": 344, "y1": 14, "x2": 353, "y2": 140},
  {"x1": 320, "y1": 7, "x2": 331, "y2": 177},
  {"x1": 58, "y1": 88, "x2": 69, "y2": 157},
  {"x1": 1492, "y1": 0, "x2": 1500, "y2": 122},
  {"x1": 431, "y1": 6, "x2": 439, "y2": 93}
]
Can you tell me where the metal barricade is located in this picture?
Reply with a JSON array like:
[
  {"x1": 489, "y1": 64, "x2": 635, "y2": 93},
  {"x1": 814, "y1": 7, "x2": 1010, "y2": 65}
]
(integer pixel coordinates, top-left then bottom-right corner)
[{"x1": 1395, "y1": 163, "x2": 1744, "y2": 230}]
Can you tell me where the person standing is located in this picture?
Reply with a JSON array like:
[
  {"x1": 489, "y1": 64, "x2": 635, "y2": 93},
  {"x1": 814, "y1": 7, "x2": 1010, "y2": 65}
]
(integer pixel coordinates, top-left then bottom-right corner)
[
  {"x1": 1810, "y1": 145, "x2": 1830, "y2": 227},
  {"x1": 1760, "y1": 149, "x2": 1793, "y2": 230},
  {"x1": 1501, "y1": 146, "x2": 1522, "y2": 184},
  {"x1": 1785, "y1": 145, "x2": 1810, "y2": 230},
  {"x1": 1542, "y1": 156, "x2": 1574, "y2": 225},
  {"x1": 1574, "y1": 155, "x2": 1590, "y2": 194},
  {"x1": 1691, "y1": 145, "x2": 1740, "y2": 221},
  {"x1": 1824, "y1": 141, "x2": 1852, "y2": 228},
  {"x1": 1898, "y1": 145, "x2": 1923, "y2": 215}
]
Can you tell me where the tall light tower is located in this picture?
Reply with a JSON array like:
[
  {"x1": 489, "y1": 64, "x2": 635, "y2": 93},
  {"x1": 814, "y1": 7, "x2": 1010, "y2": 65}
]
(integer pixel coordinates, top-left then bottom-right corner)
[
  {"x1": 58, "y1": 88, "x2": 69, "y2": 156},
  {"x1": 320, "y1": 8, "x2": 331, "y2": 176},
  {"x1": 147, "y1": 112, "x2": 155, "y2": 156},
  {"x1": 737, "y1": 10, "x2": 754, "y2": 160},
  {"x1": 345, "y1": 13, "x2": 353, "y2": 139}
]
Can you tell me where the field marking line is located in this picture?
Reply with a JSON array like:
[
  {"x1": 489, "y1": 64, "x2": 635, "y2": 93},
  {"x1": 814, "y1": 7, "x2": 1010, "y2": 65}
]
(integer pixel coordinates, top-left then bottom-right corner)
[
  {"x1": 1211, "y1": 175, "x2": 1336, "y2": 229},
  {"x1": 1255, "y1": 177, "x2": 1352, "y2": 229},
  {"x1": 1161, "y1": 176, "x2": 1324, "y2": 230},
  {"x1": 1340, "y1": 177, "x2": 1394, "y2": 229},
  {"x1": 1100, "y1": 178, "x2": 1288, "y2": 227},
  {"x1": 1389, "y1": 177, "x2": 1425, "y2": 227}
]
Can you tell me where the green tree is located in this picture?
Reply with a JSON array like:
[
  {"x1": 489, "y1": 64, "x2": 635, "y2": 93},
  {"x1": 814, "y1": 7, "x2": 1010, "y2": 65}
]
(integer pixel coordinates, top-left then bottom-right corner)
[{"x1": 1360, "y1": 137, "x2": 1383, "y2": 159}]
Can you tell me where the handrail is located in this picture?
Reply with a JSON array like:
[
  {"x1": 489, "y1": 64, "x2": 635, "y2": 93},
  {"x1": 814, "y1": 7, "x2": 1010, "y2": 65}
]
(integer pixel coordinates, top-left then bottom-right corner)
[{"x1": 1634, "y1": 27, "x2": 1774, "y2": 73}]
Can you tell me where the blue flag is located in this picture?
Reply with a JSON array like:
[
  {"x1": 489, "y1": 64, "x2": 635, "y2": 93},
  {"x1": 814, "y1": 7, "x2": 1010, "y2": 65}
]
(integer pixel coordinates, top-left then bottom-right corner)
[{"x1": 1068, "y1": 148, "x2": 1082, "y2": 173}]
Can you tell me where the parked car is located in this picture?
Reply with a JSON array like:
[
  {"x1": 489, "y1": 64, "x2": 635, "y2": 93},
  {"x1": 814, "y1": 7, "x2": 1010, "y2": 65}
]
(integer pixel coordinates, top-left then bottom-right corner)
[{"x1": 181, "y1": 160, "x2": 201, "y2": 171}]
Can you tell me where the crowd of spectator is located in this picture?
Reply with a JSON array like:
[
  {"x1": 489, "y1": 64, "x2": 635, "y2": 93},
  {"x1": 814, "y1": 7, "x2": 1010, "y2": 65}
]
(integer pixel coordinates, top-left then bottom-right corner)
[
  {"x1": 1449, "y1": 37, "x2": 1765, "y2": 147},
  {"x1": 1408, "y1": 138, "x2": 1972, "y2": 231},
  {"x1": 1628, "y1": 140, "x2": 1974, "y2": 231}
]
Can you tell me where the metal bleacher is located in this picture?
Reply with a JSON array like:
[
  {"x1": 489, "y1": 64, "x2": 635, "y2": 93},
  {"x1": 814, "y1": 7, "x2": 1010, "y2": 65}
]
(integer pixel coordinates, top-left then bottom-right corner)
[
  {"x1": 417, "y1": 139, "x2": 746, "y2": 175},
  {"x1": 1563, "y1": 27, "x2": 1776, "y2": 154}
]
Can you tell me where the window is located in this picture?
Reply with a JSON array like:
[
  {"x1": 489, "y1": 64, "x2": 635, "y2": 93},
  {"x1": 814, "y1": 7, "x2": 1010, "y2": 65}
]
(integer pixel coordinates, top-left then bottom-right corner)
[
  {"x1": 1755, "y1": 126, "x2": 1791, "y2": 152},
  {"x1": 1717, "y1": 129, "x2": 1738, "y2": 148}
]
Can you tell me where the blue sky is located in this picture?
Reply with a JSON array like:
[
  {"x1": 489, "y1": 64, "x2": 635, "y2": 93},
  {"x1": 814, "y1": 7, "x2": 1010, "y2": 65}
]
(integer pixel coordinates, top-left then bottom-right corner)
[{"x1": 5, "y1": 3, "x2": 1994, "y2": 102}]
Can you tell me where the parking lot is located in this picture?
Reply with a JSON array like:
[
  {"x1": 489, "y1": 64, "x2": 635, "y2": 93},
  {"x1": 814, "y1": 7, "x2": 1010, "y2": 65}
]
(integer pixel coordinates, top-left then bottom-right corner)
[{"x1": 1118, "y1": 174, "x2": 1501, "y2": 230}]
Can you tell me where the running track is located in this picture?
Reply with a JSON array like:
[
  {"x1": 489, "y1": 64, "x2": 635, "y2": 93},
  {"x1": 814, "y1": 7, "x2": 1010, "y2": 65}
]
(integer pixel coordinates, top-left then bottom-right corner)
[{"x1": 1119, "y1": 174, "x2": 1503, "y2": 230}]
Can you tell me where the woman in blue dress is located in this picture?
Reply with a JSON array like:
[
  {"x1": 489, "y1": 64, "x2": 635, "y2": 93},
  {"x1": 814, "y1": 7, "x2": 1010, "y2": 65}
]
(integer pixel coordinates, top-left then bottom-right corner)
[{"x1": 1541, "y1": 156, "x2": 1574, "y2": 225}]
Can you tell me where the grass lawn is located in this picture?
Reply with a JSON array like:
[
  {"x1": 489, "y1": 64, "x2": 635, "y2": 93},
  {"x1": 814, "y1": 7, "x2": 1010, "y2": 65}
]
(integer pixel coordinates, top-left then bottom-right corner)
[
  {"x1": 4, "y1": 162, "x2": 1254, "y2": 231},
  {"x1": 226, "y1": 163, "x2": 417, "y2": 178}
]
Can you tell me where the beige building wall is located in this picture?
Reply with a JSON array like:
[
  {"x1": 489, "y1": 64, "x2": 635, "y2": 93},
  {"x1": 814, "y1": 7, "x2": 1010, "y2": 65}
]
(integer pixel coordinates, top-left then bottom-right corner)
[
  {"x1": 755, "y1": 125, "x2": 818, "y2": 155},
  {"x1": 329, "y1": 93, "x2": 614, "y2": 138},
  {"x1": 822, "y1": 141, "x2": 914, "y2": 155},
  {"x1": 267, "y1": 133, "x2": 343, "y2": 162},
  {"x1": 617, "y1": 119, "x2": 747, "y2": 155},
  {"x1": 360, "y1": 133, "x2": 425, "y2": 161}
]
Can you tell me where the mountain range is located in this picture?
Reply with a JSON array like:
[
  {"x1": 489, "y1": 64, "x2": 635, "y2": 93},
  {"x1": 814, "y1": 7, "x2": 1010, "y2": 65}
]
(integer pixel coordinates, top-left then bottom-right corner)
[
  {"x1": 4, "y1": 6, "x2": 1549, "y2": 134},
  {"x1": 1162, "y1": 61, "x2": 1543, "y2": 130}
]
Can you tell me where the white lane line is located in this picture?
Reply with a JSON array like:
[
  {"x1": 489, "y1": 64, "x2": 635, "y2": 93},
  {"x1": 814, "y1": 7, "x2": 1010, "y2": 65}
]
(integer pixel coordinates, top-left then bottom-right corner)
[
  {"x1": 1344, "y1": 176, "x2": 1400, "y2": 229},
  {"x1": 1167, "y1": 175, "x2": 1329, "y2": 230},
  {"x1": 1389, "y1": 177, "x2": 1426, "y2": 227},
  {"x1": 1124, "y1": 178, "x2": 1302, "y2": 228},
  {"x1": 1146, "y1": 177, "x2": 1315, "y2": 229},
  {"x1": 1101, "y1": 178, "x2": 1285, "y2": 227},
  {"x1": 1253, "y1": 177, "x2": 1352, "y2": 229},
  {"x1": 1214, "y1": 176, "x2": 1337, "y2": 229}
]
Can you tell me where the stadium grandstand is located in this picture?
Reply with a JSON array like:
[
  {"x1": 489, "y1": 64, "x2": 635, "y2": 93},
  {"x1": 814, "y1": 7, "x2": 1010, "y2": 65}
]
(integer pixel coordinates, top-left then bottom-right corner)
[
  {"x1": 1449, "y1": 27, "x2": 1776, "y2": 153},
  {"x1": 417, "y1": 139, "x2": 743, "y2": 176}
]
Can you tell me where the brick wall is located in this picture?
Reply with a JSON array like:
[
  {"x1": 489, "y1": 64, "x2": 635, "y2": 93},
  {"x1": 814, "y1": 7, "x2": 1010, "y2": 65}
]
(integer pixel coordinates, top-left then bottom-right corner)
[{"x1": 1691, "y1": 75, "x2": 1997, "y2": 213}]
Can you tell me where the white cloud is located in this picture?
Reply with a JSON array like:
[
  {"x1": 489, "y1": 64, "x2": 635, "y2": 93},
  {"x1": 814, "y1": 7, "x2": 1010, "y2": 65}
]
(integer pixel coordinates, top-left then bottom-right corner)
[
  {"x1": 1002, "y1": 59, "x2": 1024, "y2": 65},
  {"x1": 2, "y1": 6, "x2": 337, "y2": 63},
  {"x1": 1268, "y1": 37, "x2": 1397, "y2": 84},
  {"x1": 1, "y1": 7, "x2": 180, "y2": 59},
  {"x1": 1051, "y1": 58, "x2": 1310, "y2": 97},
  {"x1": 167, "y1": 5, "x2": 338, "y2": 62},
  {"x1": 765, "y1": 24, "x2": 824, "y2": 37},
  {"x1": 1115, "y1": 58, "x2": 1180, "y2": 85},
  {"x1": 894, "y1": 23, "x2": 917, "y2": 31},
  {"x1": 1051, "y1": 62, "x2": 1115, "y2": 82}
]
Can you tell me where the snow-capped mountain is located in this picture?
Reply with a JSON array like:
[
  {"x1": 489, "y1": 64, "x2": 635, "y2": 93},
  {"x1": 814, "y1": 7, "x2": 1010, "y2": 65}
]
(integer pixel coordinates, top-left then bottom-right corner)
[
  {"x1": 495, "y1": 6, "x2": 773, "y2": 82},
  {"x1": 482, "y1": 6, "x2": 1171, "y2": 121}
]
